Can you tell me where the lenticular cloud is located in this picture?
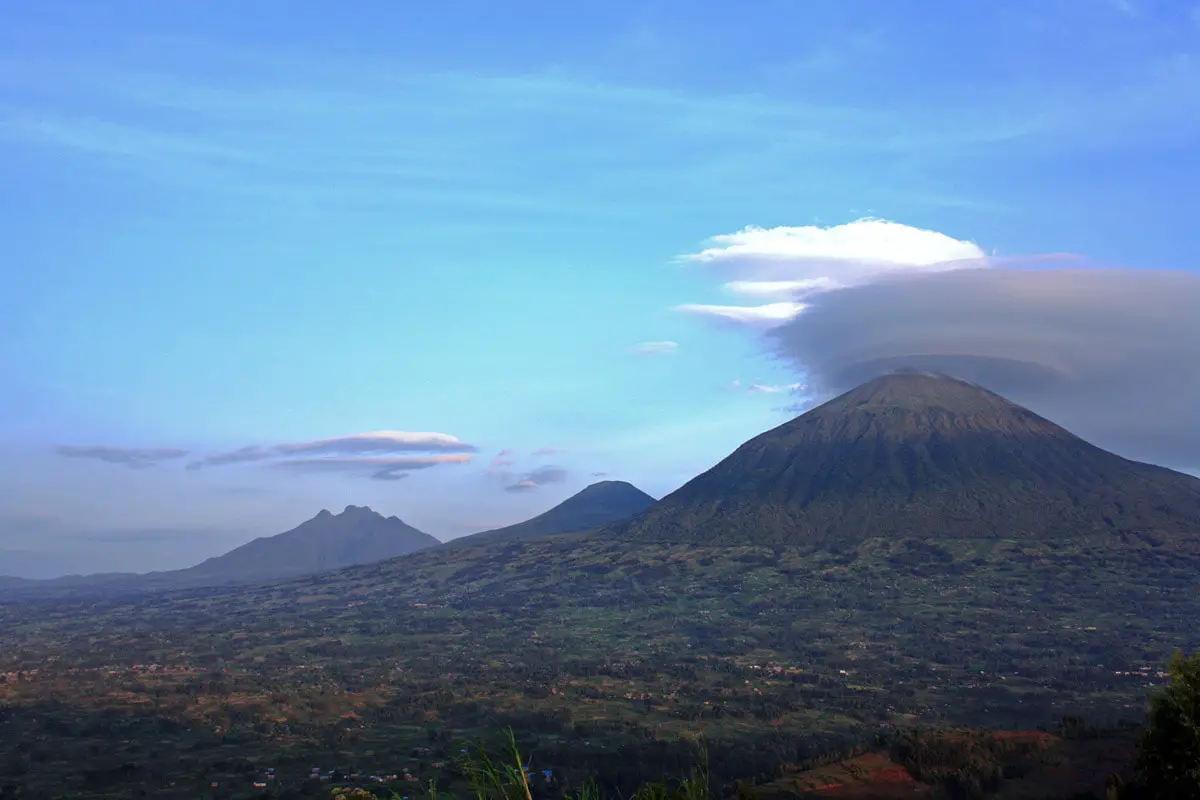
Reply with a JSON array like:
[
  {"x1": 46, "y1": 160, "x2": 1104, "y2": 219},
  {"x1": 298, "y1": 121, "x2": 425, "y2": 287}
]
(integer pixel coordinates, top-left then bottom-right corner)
[
  {"x1": 673, "y1": 218, "x2": 1200, "y2": 471},
  {"x1": 672, "y1": 218, "x2": 987, "y2": 327}
]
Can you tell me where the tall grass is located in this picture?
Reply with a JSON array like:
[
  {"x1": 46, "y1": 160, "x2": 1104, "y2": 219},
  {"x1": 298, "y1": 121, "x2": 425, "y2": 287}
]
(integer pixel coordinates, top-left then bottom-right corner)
[{"x1": 334, "y1": 729, "x2": 712, "y2": 800}]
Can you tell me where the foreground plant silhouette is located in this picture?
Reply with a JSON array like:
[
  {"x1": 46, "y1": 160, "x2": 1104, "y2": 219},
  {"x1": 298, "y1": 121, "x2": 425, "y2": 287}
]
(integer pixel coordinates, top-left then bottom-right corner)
[
  {"x1": 1129, "y1": 650, "x2": 1200, "y2": 799},
  {"x1": 333, "y1": 728, "x2": 710, "y2": 800}
]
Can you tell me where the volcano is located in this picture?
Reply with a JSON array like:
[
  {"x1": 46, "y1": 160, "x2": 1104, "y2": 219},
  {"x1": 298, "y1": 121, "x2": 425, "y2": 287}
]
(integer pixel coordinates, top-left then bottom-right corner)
[
  {"x1": 450, "y1": 480, "x2": 656, "y2": 547},
  {"x1": 613, "y1": 371, "x2": 1200, "y2": 546}
]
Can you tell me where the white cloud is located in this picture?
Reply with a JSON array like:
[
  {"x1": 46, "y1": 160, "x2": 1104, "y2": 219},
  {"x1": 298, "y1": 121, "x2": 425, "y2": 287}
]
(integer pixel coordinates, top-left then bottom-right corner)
[
  {"x1": 722, "y1": 279, "x2": 838, "y2": 299},
  {"x1": 674, "y1": 218, "x2": 985, "y2": 325},
  {"x1": 683, "y1": 218, "x2": 983, "y2": 271},
  {"x1": 673, "y1": 301, "x2": 808, "y2": 327},
  {"x1": 729, "y1": 379, "x2": 806, "y2": 394},
  {"x1": 630, "y1": 340, "x2": 679, "y2": 356},
  {"x1": 745, "y1": 382, "x2": 806, "y2": 394}
]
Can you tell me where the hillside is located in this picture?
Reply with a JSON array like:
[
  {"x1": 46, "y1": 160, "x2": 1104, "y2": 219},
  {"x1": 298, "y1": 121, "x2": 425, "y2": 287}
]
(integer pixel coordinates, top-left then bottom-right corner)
[
  {"x1": 611, "y1": 371, "x2": 1200, "y2": 546},
  {"x1": 449, "y1": 480, "x2": 655, "y2": 547}
]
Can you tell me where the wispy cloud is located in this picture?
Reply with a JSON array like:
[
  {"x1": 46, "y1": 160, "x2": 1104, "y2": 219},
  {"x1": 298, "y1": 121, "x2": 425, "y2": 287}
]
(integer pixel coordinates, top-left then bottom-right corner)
[
  {"x1": 630, "y1": 340, "x2": 679, "y2": 356},
  {"x1": 271, "y1": 454, "x2": 473, "y2": 481},
  {"x1": 531, "y1": 446, "x2": 561, "y2": 456},
  {"x1": 729, "y1": 379, "x2": 808, "y2": 397},
  {"x1": 487, "y1": 450, "x2": 516, "y2": 473},
  {"x1": 55, "y1": 444, "x2": 189, "y2": 469},
  {"x1": 504, "y1": 465, "x2": 569, "y2": 493},
  {"x1": 721, "y1": 279, "x2": 838, "y2": 300},
  {"x1": 6, "y1": 26, "x2": 1198, "y2": 218},
  {"x1": 745, "y1": 382, "x2": 806, "y2": 394},
  {"x1": 188, "y1": 430, "x2": 476, "y2": 471},
  {"x1": 675, "y1": 301, "x2": 807, "y2": 328}
]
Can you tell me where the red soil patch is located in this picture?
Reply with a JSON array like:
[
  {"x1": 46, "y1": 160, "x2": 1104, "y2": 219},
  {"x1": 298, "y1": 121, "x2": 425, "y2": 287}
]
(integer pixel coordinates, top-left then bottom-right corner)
[
  {"x1": 757, "y1": 729, "x2": 1097, "y2": 799},
  {"x1": 785, "y1": 752, "x2": 921, "y2": 797}
]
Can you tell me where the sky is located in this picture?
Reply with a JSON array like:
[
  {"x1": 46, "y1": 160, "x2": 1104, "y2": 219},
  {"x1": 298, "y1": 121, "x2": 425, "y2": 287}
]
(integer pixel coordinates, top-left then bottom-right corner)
[{"x1": 2, "y1": 0, "x2": 1200, "y2": 576}]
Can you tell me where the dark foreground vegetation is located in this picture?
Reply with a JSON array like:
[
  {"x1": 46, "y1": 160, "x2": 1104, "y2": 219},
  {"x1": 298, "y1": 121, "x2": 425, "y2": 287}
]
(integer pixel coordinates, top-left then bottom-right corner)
[
  {"x1": 1, "y1": 533, "x2": 1198, "y2": 798},
  {"x1": 334, "y1": 656, "x2": 1200, "y2": 800}
]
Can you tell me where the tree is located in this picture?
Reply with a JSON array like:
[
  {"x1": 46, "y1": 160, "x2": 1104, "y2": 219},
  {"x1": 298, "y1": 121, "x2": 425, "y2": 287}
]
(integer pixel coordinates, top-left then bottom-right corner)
[{"x1": 1134, "y1": 650, "x2": 1200, "y2": 798}]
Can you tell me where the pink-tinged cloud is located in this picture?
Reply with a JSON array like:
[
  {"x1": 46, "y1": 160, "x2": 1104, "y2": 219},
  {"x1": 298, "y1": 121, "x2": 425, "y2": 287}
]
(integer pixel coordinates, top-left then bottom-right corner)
[
  {"x1": 187, "y1": 430, "x2": 477, "y2": 470},
  {"x1": 504, "y1": 465, "x2": 568, "y2": 493},
  {"x1": 271, "y1": 454, "x2": 473, "y2": 481}
]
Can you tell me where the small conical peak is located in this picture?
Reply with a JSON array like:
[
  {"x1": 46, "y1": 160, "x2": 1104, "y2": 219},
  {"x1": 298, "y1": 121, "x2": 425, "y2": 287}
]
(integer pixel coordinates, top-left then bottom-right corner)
[
  {"x1": 582, "y1": 479, "x2": 626, "y2": 492},
  {"x1": 315, "y1": 509, "x2": 333, "y2": 519},
  {"x1": 340, "y1": 504, "x2": 377, "y2": 517},
  {"x1": 575, "y1": 480, "x2": 655, "y2": 500}
]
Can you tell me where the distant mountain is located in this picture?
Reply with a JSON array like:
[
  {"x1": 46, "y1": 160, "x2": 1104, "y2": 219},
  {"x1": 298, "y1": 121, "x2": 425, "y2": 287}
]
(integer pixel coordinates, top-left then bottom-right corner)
[
  {"x1": 173, "y1": 505, "x2": 440, "y2": 584},
  {"x1": 612, "y1": 371, "x2": 1200, "y2": 546},
  {"x1": 451, "y1": 480, "x2": 656, "y2": 547},
  {"x1": 0, "y1": 505, "x2": 439, "y2": 597}
]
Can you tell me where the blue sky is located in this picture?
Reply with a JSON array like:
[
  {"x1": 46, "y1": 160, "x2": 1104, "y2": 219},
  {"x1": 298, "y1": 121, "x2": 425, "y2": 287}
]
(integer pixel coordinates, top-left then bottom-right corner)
[{"x1": 2, "y1": 0, "x2": 1199, "y2": 574}]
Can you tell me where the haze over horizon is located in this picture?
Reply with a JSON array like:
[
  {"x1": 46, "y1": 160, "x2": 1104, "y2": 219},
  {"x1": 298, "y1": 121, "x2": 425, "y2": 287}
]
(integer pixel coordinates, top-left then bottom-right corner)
[{"x1": 3, "y1": 0, "x2": 1200, "y2": 575}]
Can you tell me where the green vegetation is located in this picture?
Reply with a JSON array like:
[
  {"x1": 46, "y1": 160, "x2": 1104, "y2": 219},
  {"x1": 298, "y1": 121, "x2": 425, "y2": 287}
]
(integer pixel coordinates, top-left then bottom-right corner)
[
  {"x1": 0, "y1": 531, "x2": 1195, "y2": 797},
  {"x1": 328, "y1": 730, "x2": 708, "y2": 800},
  {"x1": 447, "y1": 482, "x2": 656, "y2": 550},
  {"x1": 1128, "y1": 650, "x2": 1200, "y2": 798}
]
